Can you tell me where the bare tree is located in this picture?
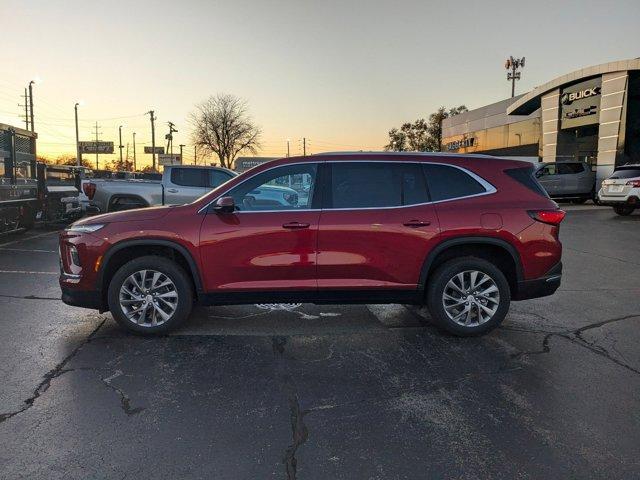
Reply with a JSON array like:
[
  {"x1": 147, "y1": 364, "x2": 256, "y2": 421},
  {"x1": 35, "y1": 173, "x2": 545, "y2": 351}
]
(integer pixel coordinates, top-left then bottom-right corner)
[{"x1": 190, "y1": 94, "x2": 262, "y2": 169}]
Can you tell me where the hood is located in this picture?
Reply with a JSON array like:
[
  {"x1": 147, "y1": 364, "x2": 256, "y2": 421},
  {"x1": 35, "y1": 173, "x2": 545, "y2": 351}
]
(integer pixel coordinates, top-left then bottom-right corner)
[{"x1": 74, "y1": 205, "x2": 174, "y2": 226}]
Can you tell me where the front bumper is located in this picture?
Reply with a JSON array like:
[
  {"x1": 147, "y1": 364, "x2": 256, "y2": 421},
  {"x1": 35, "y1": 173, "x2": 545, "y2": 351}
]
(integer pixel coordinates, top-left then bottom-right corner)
[
  {"x1": 61, "y1": 285, "x2": 103, "y2": 310},
  {"x1": 514, "y1": 262, "x2": 562, "y2": 301}
]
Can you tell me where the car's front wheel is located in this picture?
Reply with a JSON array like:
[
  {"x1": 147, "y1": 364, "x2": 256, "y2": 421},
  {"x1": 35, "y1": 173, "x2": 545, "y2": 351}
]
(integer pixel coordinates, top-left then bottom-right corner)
[
  {"x1": 107, "y1": 256, "x2": 193, "y2": 334},
  {"x1": 426, "y1": 257, "x2": 511, "y2": 336},
  {"x1": 613, "y1": 205, "x2": 635, "y2": 216}
]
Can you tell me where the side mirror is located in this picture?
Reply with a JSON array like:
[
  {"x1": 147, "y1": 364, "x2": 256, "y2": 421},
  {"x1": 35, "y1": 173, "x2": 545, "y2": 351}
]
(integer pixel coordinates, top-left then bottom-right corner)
[{"x1": 213, "y1": 196, "x2": 236, "y2": 214}]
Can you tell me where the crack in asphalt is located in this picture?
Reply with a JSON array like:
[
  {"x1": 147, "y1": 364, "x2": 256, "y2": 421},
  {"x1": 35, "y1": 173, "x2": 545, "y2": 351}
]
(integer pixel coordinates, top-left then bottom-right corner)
[
  {"x1": 102, "y1": 370, "x2": 146, "y2": 416},
  {"x1": 272, "y1": 336, "x2": 310, "y2": 480},
  {"x1": 509, "y1": 313, "x2": 640, "y2": 375},
  {"x1": 0, "y1": 319, "x2": 106, "y2": 424}
]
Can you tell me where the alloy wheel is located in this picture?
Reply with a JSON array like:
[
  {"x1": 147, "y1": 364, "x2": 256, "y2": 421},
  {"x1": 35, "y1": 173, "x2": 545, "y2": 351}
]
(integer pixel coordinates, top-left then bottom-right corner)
[
  {"x1": 119, "y1": 269, "x2": 178, "y2": 327},
  {"x1": 442, "y1": 270, "x2": 500, "y2": 327}
]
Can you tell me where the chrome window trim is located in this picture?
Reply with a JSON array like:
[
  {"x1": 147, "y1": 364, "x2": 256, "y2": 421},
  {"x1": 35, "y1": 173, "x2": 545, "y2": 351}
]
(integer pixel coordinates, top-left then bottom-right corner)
[{"x1": 197, "y1": 160, "x2": 497, "y2": 214}]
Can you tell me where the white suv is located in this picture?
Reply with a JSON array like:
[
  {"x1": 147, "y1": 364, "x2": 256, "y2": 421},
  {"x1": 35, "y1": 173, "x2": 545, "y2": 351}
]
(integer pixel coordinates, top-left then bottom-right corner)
[{"x1": 598, "y1": 164, "x2": 640, "y2": 216}]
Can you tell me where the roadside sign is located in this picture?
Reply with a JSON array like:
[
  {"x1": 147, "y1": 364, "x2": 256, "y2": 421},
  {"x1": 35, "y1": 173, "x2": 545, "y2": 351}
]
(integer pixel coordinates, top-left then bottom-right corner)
[
  {"x1": 144, "y1": 146, "x2": 165, "y2": 154},
  {"x1": 79, "y1": 141, "x2": 114, "y2": 154},
  {"x1": 158, "y1": 154, "x2": 182, "y2": 166}
]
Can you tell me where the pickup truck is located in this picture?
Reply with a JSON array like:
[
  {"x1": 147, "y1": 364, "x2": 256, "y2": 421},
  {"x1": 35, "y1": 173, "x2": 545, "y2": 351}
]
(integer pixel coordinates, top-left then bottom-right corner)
[{"x1": 83, "y1": 164, "x2": 301, "y2": 213}]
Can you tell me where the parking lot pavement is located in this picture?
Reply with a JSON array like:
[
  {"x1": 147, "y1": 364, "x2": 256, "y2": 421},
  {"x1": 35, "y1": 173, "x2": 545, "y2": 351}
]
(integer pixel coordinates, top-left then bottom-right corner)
[{"x1": 0, "y1": 208, "x2": 639, "y2": 479}]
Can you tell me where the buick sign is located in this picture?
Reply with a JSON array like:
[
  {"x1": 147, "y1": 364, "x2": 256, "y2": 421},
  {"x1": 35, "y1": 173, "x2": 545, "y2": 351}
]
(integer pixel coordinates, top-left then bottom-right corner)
[{"x1": 561, "y1": 86, "x2": 601, "y2": 105}]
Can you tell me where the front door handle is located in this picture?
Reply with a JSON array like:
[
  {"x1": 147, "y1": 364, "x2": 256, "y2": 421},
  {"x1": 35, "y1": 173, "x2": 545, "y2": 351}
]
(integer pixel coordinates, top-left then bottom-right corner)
[
  {"x1": 403, "y1": 220, "x2": 431, "y2": 228},
  {"x1": 166, "y1": 188, "x2": 178, "y2": 193},
  {"x1": 282, "y1": 222, "x2": 310, "y2": 229}
]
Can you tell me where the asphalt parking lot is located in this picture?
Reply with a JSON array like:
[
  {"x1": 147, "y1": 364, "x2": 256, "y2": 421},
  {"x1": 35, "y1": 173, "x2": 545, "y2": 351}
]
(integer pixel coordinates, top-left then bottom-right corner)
[{"x1": 0, "y1": 205, "x2": 639, "y2": 479}]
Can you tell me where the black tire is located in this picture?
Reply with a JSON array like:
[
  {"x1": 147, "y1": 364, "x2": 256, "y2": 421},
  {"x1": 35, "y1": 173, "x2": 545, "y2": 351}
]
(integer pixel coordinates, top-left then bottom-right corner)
[
  {"x1": 19, "y1": 206, "x2": 36, "y2": 231},
  {"x1": 571, "y1": 197, "x2": 588, "y2": 204},
  {"x1": 426, "y1": 257, "x2": 511, "y2": 337},
  {"x1": 613, "y1": 205, "x2": 635, "y2": 216},
  {"x1": 107, "y1": 255, "x2": 193, "y2": 335},
  {"x1": 108, "y1": 196, "x2": 148, "y2": 212}
]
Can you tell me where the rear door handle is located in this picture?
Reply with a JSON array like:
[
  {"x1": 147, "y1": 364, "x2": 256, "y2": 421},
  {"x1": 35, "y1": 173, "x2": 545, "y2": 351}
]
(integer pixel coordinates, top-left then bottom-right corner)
[
  {"x1": 166, "y1": 188, "x2": 178, "y2": 193},
  {"x1": 403, "y1": 220, "x2": 431, "y2": 228},
  {"x1": 282, "y1": 222, "x2": 310, "y2": 229}
]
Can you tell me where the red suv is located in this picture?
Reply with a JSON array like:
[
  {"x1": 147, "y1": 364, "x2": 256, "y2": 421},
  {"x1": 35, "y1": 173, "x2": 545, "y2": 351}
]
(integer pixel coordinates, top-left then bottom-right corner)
[{"x1": 59, "y1": 153, "x2": 564, "y2": 336}]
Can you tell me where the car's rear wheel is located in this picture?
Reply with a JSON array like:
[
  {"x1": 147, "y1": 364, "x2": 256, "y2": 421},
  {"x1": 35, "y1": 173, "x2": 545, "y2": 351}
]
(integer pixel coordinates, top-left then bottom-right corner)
[
  {"x1": 426, "y1": 257, "x2": 511, "y2": 336},
  {"x1": 107, "y1": 256, "x2": 193, "y2": 334},
  {"x1": 613, "y1": 205, "x2": 635, "y2": 216}
]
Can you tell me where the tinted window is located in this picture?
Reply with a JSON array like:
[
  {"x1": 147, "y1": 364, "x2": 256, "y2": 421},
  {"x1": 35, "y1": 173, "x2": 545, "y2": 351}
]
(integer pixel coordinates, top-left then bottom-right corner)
[
  {"x1": 506, "y1": 167, "x2": 549, "y2": 197},
  {"x1": 210, "y1": 170, "x2": 234, "y2": 188},
  {"x1": 422, "y1": 164, "x2": 486, "y2": 201},
  {"x1": 557, "y1": 163, "x2": 584, "y2": 174},
  {"x1": 171, "y1": 168, "x2": 207, "y2": 187},
  {"x1": 328, "y1": 162, "x2": 428, "y2": 209},
  {"x1": 226, "y1": 163, "x2": 317, "y2": 211},
  {"x1": 611, "y1": 167, "x2": 640, "y2": 179}
]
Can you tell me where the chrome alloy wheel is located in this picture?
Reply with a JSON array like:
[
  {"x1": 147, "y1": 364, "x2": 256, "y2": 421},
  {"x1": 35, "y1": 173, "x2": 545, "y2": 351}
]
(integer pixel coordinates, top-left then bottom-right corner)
[
  {"x1": 442, "y1": 270, "x2": 500, "y2": 327},
  {"x1": 119, "y1": 269, "x2": 178, "y2": 327}
]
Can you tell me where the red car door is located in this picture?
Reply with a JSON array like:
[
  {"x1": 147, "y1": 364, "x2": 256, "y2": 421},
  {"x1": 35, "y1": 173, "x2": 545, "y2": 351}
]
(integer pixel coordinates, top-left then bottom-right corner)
[
  {"x1": 198, "y1": 163, "x2": 320, "y2": 297},
  {"x1": 317, "y1": 161, "x2": 439, "y2": 296}
]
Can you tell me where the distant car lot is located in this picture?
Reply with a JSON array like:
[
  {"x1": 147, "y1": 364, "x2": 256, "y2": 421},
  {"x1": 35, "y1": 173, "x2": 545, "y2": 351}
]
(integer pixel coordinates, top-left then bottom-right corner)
[{"x1": 0, "y1": 204, "x2": 639, "y2": 479}]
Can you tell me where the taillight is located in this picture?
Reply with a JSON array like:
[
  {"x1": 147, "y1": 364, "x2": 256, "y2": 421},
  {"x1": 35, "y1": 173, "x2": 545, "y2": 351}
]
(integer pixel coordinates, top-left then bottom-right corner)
[
  {"x1": 626, "y1": 180, "x2": 640, "y2": 188},
  {"x1": 528, "y1": 209, "x2": 566, "y2": 226},
  {"x1": 83, "y1": 182, "x2": 96, "y2": 199}
]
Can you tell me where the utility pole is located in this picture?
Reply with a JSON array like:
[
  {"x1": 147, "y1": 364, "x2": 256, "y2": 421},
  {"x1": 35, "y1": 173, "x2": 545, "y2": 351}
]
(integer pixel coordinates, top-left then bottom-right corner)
[
  {"x1": 118, "y1": 125, "x2": 124, "y2": 165},
  {"x1": 20, "y1": 89, "x2": 29, "y2": 130},
  {"x1": 28, "y1": 81, "x2": 35, "y2": 132},
  {"x1": 125, "y1": 143, "x2": 130, "y2": 170},
  {"x1": 74, "y1": 103, "x2": 82, "y2": 166},
  {"x1": 133, "y1": 132, "x2": 137, "y2": 171},
  {"x1": 165, "y1": 121, "x2": 177, "y2": 155},
  {"x1": 93, "y1": 122, "x2": 102, "y2": 170},
  {"x1": 505, "y1": 56, "x2": 525, "y2": 98},
  {"x1": 287, "y1": 139, "x2": 290, "y2": 157},
  {"x1": 194, "y1": 145, "x2": 197, "y2": 165},
  {"x1": 147, "y1": 110, "x2": 156, "y2": 171},
  {"x1": 303, "y1": 137, "x2": 306, "y2": 156},
  {"x1": 179, "y1": 144, "x2": 185, "y2": 163}
]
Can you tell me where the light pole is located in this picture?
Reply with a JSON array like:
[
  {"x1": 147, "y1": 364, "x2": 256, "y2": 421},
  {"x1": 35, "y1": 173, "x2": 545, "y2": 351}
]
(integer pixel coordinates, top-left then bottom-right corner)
[
  {"x1": 133, "y1": 132, "x2": 137, "y2": 171},
  {"x1": 179, "y1": 144, "x2": 185, "y2": 163},
  {"x1": 287, "y1": 139, "x2": 290, "y2": 157},
  {"x1": 147, "y1": 110, "x2": 156, "y2": 171},
  {"x1": 118, "y1": 125, "x2": 124, "y2": 166},
  {"x1": 74, "y1": 102, "x2": 81, "y2": 166},
  {"x1": 505, "y1": 56, "x2": 525, "y2": 98}
]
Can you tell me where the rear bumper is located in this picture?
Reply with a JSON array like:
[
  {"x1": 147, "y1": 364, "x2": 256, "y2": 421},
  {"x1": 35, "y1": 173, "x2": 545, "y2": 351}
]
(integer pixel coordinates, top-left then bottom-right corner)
[
  {"x1": 61, "y1": 286, "x2": 103, "y2": 310},
  {"x1": 597, "y1": 195, "x2": 639, "y2": 206},
  {"x1": 514, "y1": 262, "x2": 562, "y2": 300}
]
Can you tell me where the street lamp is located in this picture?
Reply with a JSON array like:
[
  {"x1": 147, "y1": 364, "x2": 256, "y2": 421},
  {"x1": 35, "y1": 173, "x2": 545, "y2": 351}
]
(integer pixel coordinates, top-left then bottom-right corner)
[
  {"x1": 74, "y1": 102, "x2": 82, "y2": 166},
  {"x1": 505, "y1": 56, "x2": 525, "y2": 98},
  {"x1": 286, "y1": 139, "x2": 291, "y2": 157}
]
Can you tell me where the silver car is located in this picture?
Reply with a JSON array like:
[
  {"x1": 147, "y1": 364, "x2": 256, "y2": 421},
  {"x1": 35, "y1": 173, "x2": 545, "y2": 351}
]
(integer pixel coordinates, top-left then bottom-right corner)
[{"x1": 534, "y1": 162, "x2": 596, "y2": 204}]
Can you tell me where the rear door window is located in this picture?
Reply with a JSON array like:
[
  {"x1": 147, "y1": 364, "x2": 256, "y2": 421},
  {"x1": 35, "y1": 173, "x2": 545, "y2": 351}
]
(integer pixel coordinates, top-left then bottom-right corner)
[
  {"x1": 171, "y1": 168, "x2": 207, "y2": 187},
  {"x1": 422, "y1": 164, "x2": 487, "y2": 202},
  {"x1": 558, "y1": 163, "x2": 584, "y2": 174},
  {"x1": 327, "y1": 162, "x2": 428, "y2": 209}
]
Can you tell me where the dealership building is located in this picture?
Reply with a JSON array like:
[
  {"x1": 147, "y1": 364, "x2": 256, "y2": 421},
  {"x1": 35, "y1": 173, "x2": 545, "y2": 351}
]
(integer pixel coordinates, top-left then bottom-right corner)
[{"x1": 441, "y1": 58, "x2": 640, "y2": 185}]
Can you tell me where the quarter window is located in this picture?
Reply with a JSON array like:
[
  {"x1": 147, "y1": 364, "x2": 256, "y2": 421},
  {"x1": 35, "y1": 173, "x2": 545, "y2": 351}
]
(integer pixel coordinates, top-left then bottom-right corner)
[
  {"x1": 226, "y1": 163, "x2": 317, "y2": 211},
  {"x1": 422, "y1": 164, "x2": 487, "y2": 201},
  {"x1": 328, "y1": 162, "x2": 428, "y2": 209}
]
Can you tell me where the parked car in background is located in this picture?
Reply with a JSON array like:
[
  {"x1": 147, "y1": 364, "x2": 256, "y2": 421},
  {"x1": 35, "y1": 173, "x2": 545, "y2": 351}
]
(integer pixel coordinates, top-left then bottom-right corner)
[
  {"x1": 597, "y1": 164, "x2": 640, "y2": 215},
  {"x1": 534, "y1": 161, "x2": 596, "y2": 203},
  {"x1": 60, "y1": 152, "x2": 565, "y2": 337}
]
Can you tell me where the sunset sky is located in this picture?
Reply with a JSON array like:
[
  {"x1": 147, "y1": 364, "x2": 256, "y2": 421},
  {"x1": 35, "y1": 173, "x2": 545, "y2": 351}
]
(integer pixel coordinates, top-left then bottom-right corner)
[{"x1": 0, "y1": 0, "x2": 639, "y2": 168}]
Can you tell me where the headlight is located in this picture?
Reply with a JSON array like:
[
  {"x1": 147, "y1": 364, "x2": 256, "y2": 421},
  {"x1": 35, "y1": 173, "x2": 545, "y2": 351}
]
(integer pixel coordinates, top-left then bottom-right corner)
[{"x1": 66, "y1": 223, "x2": 106, "y2": 233}]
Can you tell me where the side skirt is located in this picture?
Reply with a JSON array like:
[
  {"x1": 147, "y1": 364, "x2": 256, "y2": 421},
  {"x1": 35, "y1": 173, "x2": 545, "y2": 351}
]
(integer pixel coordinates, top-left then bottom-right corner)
[{"x1": 198, "y1": 289, "x2": 423, "y2": 306}]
